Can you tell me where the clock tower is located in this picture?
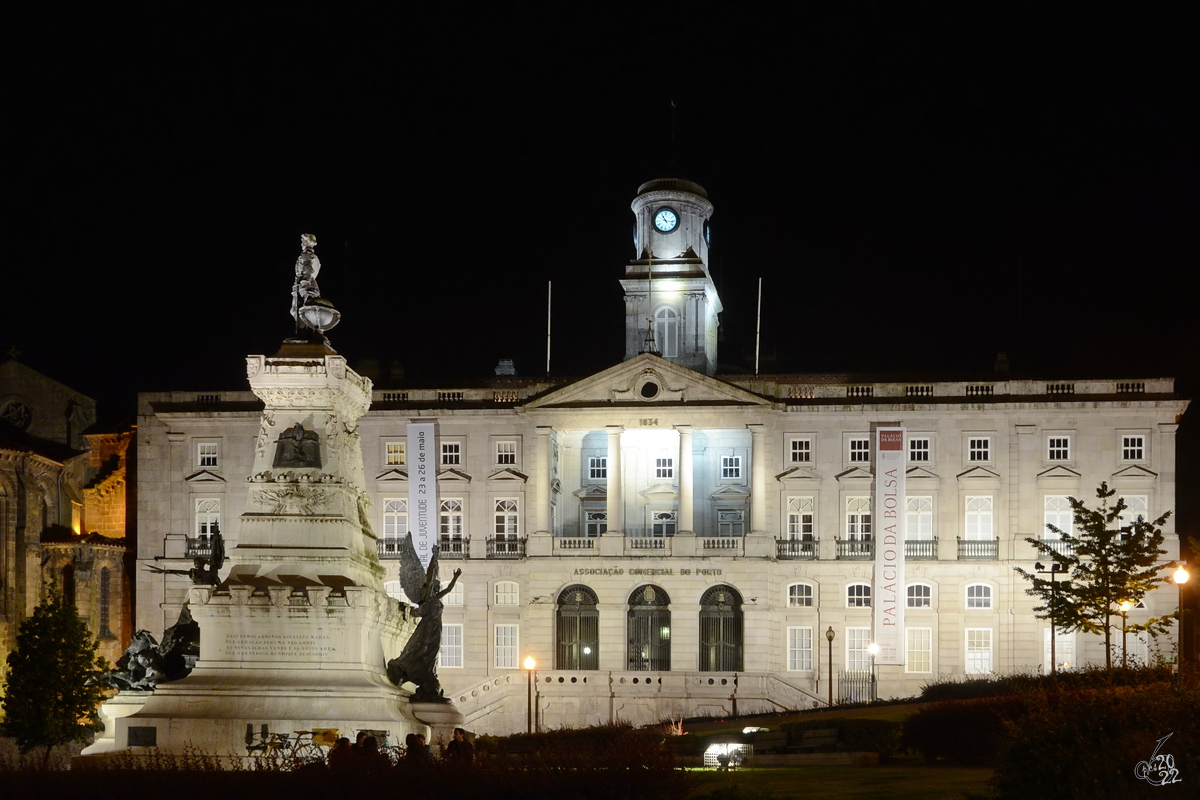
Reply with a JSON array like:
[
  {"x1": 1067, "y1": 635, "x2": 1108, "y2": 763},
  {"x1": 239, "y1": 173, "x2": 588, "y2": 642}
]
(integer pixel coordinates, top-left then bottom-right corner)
[{"x1": 621, "y1": 178, "x2": 722, "y2": 376}]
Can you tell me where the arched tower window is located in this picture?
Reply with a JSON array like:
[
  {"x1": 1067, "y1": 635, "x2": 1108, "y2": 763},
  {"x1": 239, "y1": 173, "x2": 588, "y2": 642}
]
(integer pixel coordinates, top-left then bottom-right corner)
[
  {"x1": 556, "y1": 585, "x2": 599, "y2": 670},
  {"x1": 628, "y1": 585, "x2": 671, "y2": 671},
  {"x1": 654, "y1": 306, "x2": 679, "y2": 358},
  {"x1": 699, "y1": 585, "x2": 743, "y2": 671}
]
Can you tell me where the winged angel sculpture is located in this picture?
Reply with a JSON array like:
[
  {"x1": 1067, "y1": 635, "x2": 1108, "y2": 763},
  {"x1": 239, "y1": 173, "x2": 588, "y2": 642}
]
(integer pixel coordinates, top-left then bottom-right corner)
[{"x1": 386, "y1": 534, "x2": 461, "y2": 703}]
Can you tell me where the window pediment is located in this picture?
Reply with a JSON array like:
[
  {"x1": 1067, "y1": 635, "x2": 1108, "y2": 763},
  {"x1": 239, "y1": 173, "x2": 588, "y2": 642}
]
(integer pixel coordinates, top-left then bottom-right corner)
[
  {"x1": 710, "y1": 485, "x2": 750, "y2": 502},
  {"x1": 487, "y1": 467, "x2": 529, "y2": 483},
  {"x1": 1111, "y1": 464, "x2": 1158, "y2": 489},
  {"x1": 640, "y1": 483, "x2": 678, "y2": 499},
  {"x1": 956, "y1": 465, "x2": 1001, "y2": 482},
  {"x1": 184, "y1": 469, "x2": 226, "y2": 484},
  {"x1": 1037, "y1": 465, "x2": 1082, "y2": 489},
  {"x1": 835, "y1": 466, "x2": 874, "y2": 483},
  {"x1": 437, "y1": 468, "x2": 472, "y2": 483},
  {"x1": 905, "y1": 466, "x2": 940, "y2": 481},
  {"x1": 573, "y1": 484, "x2": 607, "y2": 499},
  {"x1": 375, "y1": 468, "x2": 408, "y2": 482},
  {"x1": 776, "y1": 466, "x2": 820, "y2": 484}
]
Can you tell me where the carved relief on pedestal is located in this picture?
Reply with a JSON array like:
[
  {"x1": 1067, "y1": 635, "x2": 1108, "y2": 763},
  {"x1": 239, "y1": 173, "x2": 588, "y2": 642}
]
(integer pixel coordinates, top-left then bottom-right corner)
[{"x1": 249, "y1": 486, "x2": 332, "y2": 515}]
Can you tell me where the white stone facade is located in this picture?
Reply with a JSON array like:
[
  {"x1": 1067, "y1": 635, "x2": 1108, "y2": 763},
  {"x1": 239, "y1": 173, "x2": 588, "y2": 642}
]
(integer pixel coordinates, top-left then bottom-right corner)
[{"x1": 134, "y1": 179, "x2": 1188, "y2": 736}]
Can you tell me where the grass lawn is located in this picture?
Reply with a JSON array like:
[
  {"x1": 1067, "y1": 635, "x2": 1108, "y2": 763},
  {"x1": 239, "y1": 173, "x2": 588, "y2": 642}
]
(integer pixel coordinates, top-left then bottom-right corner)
[{"x1": 684, "y1": 765, "x2": 997, "y2": 800}]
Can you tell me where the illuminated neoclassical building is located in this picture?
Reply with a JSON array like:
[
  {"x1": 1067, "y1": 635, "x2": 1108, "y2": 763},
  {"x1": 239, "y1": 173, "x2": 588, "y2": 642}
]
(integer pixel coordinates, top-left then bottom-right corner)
[{"x1": 135, "y1": 179, "x2": 1188, "y2": 734}]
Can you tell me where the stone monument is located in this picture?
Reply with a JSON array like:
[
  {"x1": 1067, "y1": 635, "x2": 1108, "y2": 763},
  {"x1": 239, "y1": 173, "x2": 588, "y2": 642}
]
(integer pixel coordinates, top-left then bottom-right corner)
[{"x1": 83, "y1": 236, "x2": 423, "y2": 759}]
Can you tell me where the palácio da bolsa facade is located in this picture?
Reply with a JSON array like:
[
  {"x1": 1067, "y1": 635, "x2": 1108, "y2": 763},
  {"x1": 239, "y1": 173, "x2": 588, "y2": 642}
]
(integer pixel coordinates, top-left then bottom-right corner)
[{"x1": 135, "y1": 178, "x2": 1188, "y2": 735}]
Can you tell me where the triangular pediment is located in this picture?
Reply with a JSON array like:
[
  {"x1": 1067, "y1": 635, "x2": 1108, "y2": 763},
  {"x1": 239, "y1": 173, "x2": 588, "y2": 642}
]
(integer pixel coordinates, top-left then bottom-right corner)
[
  {"x1": 1037, "y1": 465, "x2": 1082, "y2": 480},
  {"x1": 957, "y1": 465, "x2": 1001, "y2": 481},
  {"x1": 905, "y1": 466, "x2": 940, "y2": 480},
  {"x1": 640, "y1": 483, "x2": 678, "y2": 498},
  {"x1": 776, "y1": 466, "x2": 820, "y2": 483},
  {"x1": 437, "y1": 468, "x2": 472, "y2": 483},
  {"x1": 184, "y1": 469, "x2": 226, "y2": 484},
  {"x1": 710, "y1": 484, "x2": 750, "y2": 502},
  {"x1": 836, "y1": 467, "x2": 874, "y2": 482},
  {"x1": 375, "y1": 468, "x2": 408, "y2": 482},
  {"x1": 524, "y1": 353, "x2": 771, "y2": 408},
  {"x1": 573, "y1": 484, "x2": 607, "y2": 499},
  {"x1": 1112, "y1": 464, "x2": 1158, "y2": 480},
  {"x1": 487, "y1": 467, "x2": 528, "y2": 483}
]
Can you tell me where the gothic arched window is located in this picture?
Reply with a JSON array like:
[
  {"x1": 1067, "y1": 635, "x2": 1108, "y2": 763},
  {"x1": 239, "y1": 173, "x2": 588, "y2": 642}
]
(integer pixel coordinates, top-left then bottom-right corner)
[
  {"x1": 699, "y1": 585, "x2": 743, "y2": 671},
  {"x1": 628, "y1": 585, "x2": 671, "y2": 671},
  {"x1": 654, "y1": 306, "x2": 679, "y2": 358},
  {"x1": 556, "y1": 585, "x2": 599, "y2": 670}
]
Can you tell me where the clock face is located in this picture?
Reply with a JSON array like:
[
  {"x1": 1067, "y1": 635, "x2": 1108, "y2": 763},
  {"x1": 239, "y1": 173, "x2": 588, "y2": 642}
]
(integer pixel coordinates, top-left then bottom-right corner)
[{"x1": 653, "y1": 208, "x2": 678, "y2": 233}]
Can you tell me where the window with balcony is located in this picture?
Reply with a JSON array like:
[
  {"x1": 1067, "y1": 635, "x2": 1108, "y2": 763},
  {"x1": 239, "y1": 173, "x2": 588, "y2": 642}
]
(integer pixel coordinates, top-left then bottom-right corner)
[
  {"x1": 1044, "y1": 496, "x2": 1073, "y2": 539},
  {"x1": 906, "y1": 497, "x2": 933, "y2": 540},
  {"x1": 965, "y1": 496, "x2": 993, "y2": 540},
  {"x1": 787, "y1": 497, "x2": 815, "y2": 540},
  {"x1": 846, "y1": 497, "x2": 872, "y2": 539}
]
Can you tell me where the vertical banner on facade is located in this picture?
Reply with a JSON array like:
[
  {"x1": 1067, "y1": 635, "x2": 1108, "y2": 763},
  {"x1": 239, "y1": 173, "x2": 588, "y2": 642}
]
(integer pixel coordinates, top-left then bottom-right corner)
[
  {"x1": 407, "y1": 421, "x2": 439, "y2": 571},
  {"x1": 874, "y1": 427, "x2": 906, "y2": 665}
]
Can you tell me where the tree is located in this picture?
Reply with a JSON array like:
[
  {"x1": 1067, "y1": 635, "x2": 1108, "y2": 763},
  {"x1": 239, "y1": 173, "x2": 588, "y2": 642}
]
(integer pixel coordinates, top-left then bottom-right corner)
[
  {"x1": 2, "y1": 592, "x2": 109, "y2": 767},
  {"x1": 1016, "y1": 483, "x2": 1175, "y2": 670}
]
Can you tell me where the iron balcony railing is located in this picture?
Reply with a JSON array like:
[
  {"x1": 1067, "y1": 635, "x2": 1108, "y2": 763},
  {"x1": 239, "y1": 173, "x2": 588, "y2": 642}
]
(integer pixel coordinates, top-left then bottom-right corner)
[
  {"x1": 776, "y1": 538, "x2": 818, "y2": 560},
  {"x1": 376, "y1": 536, "x2": 469, "y2": 559},
  {"x1": 487, "y1": 536, "x2": 526, "y2": 559},
  {"x1": 957, "y1": 537, "x2": 999, "y2": 560},
  {"x1": 836, "y1": 538, "x2": 874, "y2": 560},
  {"x1": 905, "y1": 538, "x2": 938, "y2": 560},
  {"x1": 185, "y1": 535, "x2": 218, "y2": 558}
]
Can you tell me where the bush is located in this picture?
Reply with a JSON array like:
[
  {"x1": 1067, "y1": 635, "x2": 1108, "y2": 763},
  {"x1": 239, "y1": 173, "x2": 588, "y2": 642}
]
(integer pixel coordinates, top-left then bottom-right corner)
[
  {"x1": 902, "y1": 696, "x2": 1028, "y2": 766},
  {"x1": 992, "y1": 686, "x2": 1200, "y2": 800},
  {"x1": 779, "y1": 718, "x2": 905, "y2": 763}
]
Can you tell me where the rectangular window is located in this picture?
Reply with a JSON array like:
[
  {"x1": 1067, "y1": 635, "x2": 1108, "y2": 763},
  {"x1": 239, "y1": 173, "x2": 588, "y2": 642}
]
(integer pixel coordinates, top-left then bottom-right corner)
[
  {"x1": 197, "y1": 442, "x2": 219, "y2": 467},
  {"x1": 906, "y1": 628, "x2": 932, "y2": 673},
  {"x1": 847, "y1": 627, "x2": 871, "y2": 671},
  {"x1": 966, "y1": 628, "x2": 993, "y2": 674},
  {"x1": 906, "y1": 497, "x2": 933, "y2": 540},
  {"x1": 1044, "y1": 496, "x2": 1072, "y2": 538},
  {"x1": 383, "y1": 498, "x2": 408, "y2": 538},
  {"x1": 654, "y1": 456, "x2": 675, "y2": 479},
  {"x1": 651, "y1": 510, "x2": 677, "y2": 537},
  {"x1": 438, "y1": 624, "x2": 463, "y2": 668},
  {"x1": 717, "y1": 509, "x2": 745, "y2": 536},
  {"x1": 385, "y1": 441, "x2": 406, "y2": 466},
  {"x1": 588, "y1": 456, "x2": 607, "y2": 480},
  {"x1": 441, "y1": 442, "x2": 461, "y2": 465},
  {"x1": 908, "y1": 437, "x2": 930, "y2": 462},
  {"x1": 495, "y1": 441, "x2": 517, "y2": 465},
  {"x1": 787, "y1": 497, "x2": 815, "y2": 540},
  {"x1": 1122, "y1": 435, "x2": 1145, "y2": 461},
  {"x1": 584, "y1": 510, "x2": 607, "y2": 536},
  {"x1": 721, "y1": 455, "x2": 742, "y2": 479},
  {"x1": 195, "y1": 499, "x2": 220, "y2": 537},
  {"x1": 965, "y1": 496, "x2": 993, "y2": 540},
  {"x1": 968, "y1": 438, "x2": 991, "y2": 462},
  {"x1": 1047, "y1": 436, "x2": 1070, "y2": 461},
  {"x1": 849, "y1": 438, "x2": 871, "y2": 462},
  {"x1": 494, "y1": 624, "x2": 519, "y2": 669},
  {"x1": 846, "y1": 497, "x2": 872, "y2": 539},
  {"x1": 787, "y1": 627, "x2": 813, "y2": 671},
  {"x1": 790, "y1": 438, "x2": 812, "y2": 463},
  {"x1": 494, "y1": 499, "x2": 520, "y2": 537},
  {"x1": 440, "y1": 499, "x2": 464, "y2": 538},
  {"x1": 907, "y1": 584, "x2": 931, "y2": 608},
  {"x1": 1043, "y1": 628, "x2": 1076, "y2": 672}
]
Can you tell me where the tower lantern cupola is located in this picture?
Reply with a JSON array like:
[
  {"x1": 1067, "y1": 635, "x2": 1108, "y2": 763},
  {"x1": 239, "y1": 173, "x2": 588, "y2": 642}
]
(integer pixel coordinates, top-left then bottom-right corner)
[{"x1": 621, "y1": 178, "x2": 722, "y2": 376}]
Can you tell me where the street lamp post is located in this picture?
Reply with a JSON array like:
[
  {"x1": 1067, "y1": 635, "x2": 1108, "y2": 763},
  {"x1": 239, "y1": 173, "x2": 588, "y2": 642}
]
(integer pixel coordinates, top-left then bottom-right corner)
[
  {"x1": 1036, "y1": 562, "x2": 1062, "y2": 677},
  {"x1": 825, "y1": 627, "x2": 835, "y2": 708},
  {"x1": 523, "y1": 656, "x2": 536, "y2": 734},
  {"x1": 1119, "y1": 600, "x2": 1133, "y2": 669},
  {"x1": 867, "y1": 643, "x2": 880, "y2": 703},
  {"x1": 1173, "y1": 564, "x2": 1189, "y2": 682}
]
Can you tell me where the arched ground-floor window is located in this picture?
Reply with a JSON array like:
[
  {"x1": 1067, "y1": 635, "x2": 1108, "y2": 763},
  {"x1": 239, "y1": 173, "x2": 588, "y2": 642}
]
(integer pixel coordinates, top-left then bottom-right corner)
[
  {"x1": 628, "y1": 584, "x2": 671, "y2": 671},
  {"x1": 699, "y1": 585, "x2": 743, "y2": 671},
  {"x1": 557, "y1": 585, "x2": 599, "y2": 669}
]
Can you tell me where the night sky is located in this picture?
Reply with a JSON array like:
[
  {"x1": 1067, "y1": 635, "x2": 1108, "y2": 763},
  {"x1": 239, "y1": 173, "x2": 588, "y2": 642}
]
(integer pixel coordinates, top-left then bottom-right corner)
[{"x1": 8, "y1": 7, "x2": 1197, "y2": 421}]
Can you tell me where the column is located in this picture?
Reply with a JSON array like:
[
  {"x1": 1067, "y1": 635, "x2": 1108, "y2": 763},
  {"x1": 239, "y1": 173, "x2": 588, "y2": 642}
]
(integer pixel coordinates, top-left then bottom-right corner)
[
  {"x1": 677, "y1": 425, "x2": 694, "y2": 534},
  {"x1": 536, "y1": 426, "x2": 553, "y2": 534},
  {"x1": 606, "y1": 426, "x2": 623, "y2": 534},
  {"x1": 748, "y1": 424, "x2": 767, "y2": 534}
]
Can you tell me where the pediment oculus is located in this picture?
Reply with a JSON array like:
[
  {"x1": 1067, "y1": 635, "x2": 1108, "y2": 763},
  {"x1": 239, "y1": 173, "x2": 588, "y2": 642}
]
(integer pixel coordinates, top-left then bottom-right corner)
[{"x1": 523, "y1": 353, "x2": 771, "y2": 408}]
